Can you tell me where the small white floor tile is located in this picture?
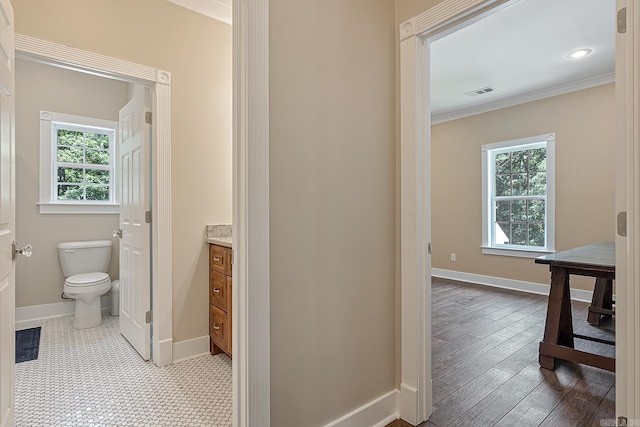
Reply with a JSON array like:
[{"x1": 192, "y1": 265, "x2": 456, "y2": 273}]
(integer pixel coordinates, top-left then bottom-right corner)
[{"x1": 16, "y1": 313, "x2": 232, "y2": 426}]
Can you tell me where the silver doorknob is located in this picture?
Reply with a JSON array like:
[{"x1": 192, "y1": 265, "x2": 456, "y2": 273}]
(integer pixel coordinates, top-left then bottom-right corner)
[
  {"x1": 12, "y1": 241, "x2": 32, "y2": 261},
  {"x1": 113, "y1": 229, "x2": 123, "y2": 238}
]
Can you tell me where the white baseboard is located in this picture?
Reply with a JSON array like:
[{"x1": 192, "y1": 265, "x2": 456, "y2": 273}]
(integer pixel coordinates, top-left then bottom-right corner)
[
  {"x1": 172, "y1": 335, "x2": 210, "y2": 363},
  {"x1": 15, "y1": 295, "x2": 111, "y2": 323},
  {"x1": 431, "y1": 268, "x2": 594, "y2": 303},
  {"x1": 323, "y1": 390, "x2": 399, "y2": 427}
]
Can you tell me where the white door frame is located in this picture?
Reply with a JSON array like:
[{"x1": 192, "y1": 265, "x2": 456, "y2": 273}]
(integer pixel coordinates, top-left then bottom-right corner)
[
  {"x1": 232, "y1": 0, "x2": 271, "y2": 426},
  {"x1": 14, "y1": 34, "x2": 175, "y2": 367},
  {"x1": 615, "y1": 0, "x2": 640, "y2": 419},
  {"x1": 399, "y1": 0, "x2": 639, "y2": 423}
]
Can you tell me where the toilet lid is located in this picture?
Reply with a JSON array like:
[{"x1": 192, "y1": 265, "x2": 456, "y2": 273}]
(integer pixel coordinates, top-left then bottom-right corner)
[{"x1": 65, "y1": 272, "x2": 110, "y2": 286}]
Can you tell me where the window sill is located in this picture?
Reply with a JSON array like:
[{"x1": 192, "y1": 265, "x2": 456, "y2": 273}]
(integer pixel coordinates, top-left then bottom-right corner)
[
  {"x1": 38, "y1": 203, "x2": 119, "y2": 215},
  {"x1": 481, "y1": 246, "x2": 554, "y2": 259}
]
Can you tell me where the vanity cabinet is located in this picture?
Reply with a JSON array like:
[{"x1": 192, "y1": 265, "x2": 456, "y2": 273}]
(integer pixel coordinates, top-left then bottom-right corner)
[{"x1": 209, "y1": 244, "x2": 232, "y2": 357}]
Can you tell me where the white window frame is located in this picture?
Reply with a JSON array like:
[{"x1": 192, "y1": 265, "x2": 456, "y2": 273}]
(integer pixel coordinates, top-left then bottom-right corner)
[
  {"x1": 39, "y1": 110, "x2": 119, "y2": 214},
  {"x1": 481, "y1": 133, "x2": 556, "y2": 258}
]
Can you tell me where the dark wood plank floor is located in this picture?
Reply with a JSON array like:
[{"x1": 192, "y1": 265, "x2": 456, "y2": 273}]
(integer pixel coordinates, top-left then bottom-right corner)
[{"x1": 387, "y1": 278, "x2": 615, "y2": 427}]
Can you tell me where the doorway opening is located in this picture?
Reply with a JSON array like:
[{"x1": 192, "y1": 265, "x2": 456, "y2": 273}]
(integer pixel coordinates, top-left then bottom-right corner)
[
  {"x1": 14, "y1": 33, "x2": 174, "y2": 367},
  {"x1": 428, "y1": 1, "x2": 616, "y2": 422},
  {"x1": 399, "y1": 0, "x2": 628, "y2": 424},
  {"x1": 14, "y1": 47, "x2": 157, "y2": 361}
]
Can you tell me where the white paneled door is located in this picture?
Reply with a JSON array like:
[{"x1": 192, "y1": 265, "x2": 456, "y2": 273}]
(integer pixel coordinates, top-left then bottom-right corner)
[
  {"x1": 118, "y1": 86, "x2": 151, "y2": 361},
  {"x1": 0, "y1": 0, "x2": 14, "y2": 425}
]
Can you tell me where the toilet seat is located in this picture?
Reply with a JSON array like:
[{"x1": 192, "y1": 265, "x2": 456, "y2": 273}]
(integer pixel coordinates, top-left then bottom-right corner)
[{"x1": 65, "y1": 272, "x2": 110, "y2": 287}]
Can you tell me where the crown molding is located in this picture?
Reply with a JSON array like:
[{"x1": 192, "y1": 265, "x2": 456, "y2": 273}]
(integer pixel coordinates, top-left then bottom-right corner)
[{"x1": 432, "y1": 72, "x2": 615, "y2": 124}]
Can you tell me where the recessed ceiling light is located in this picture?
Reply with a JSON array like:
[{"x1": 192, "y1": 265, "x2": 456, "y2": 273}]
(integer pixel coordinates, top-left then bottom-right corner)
[{"x1": 566, "y1": 48, "x2": 593, "y2": 60}]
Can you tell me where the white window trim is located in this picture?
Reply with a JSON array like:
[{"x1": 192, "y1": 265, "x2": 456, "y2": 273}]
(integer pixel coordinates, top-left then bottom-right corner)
[
  {"x1": 481, "y1": 133, "x2": 556, "y2": 258},
  {"x1": 39, "y1": 110, "x2": 119, "y2": 214}
]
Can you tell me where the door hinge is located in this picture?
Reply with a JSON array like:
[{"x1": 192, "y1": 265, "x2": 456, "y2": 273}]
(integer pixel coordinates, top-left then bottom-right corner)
[
  {"x1": 618, "y1": 417, "x2": 628, "y2": 426},
  {"x1": 617, "y1": 211, "x2": 627, "y2": 237},
  {"x1": 618, "y1": 7, "x2": 627, "y2": 33},
  {"x1": 145, "y1": 310, "x2": 152, "y2": 324},
  {"x1": 428, "y1": 242, "x2": 432, "y2": 255},
  {"x1": 145, "y1": 211, "x2": 152, "y2": 224},
  {"x1": 145, "y1": 111, "x2": 152, "y2": 124}
]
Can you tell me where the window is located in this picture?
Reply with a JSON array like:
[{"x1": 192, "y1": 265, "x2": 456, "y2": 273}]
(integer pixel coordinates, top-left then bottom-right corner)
[
  {"x1": 39, "y1": 111, "x2": 118, "y2": 214},
  {"x1": 481, "y1": 134, "x2": 555, "y2": 257}
]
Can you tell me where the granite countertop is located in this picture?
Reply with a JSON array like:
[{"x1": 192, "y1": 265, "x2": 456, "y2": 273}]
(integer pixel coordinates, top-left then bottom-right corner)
[
  {"x1": 205, "y1": 236, "x2": 232, "y2": 248},
  {"x1": 205, "y1": 224, "x2": 232, "y2": 248}
]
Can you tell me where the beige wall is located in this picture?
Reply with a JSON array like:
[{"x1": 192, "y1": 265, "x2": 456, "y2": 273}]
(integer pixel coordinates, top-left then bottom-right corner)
[
  {"x1": 13, "y1": 0, "x2": 233, "y2": 342},
  {"x1": 395, "y1": 0, "x2": 443, "y2": 25},
  {"x1": 432, "y1": 84, "x2": 616, "y2": 291},
  {"x1": 270, "y1": 0, "x2": 396, "y2": 424},
  {"x1": 15, "y1": 58, "x2": 128, "y2": 307}
]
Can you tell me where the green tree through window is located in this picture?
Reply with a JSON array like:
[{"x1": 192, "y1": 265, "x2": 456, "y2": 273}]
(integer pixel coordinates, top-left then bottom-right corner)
[
  {"x1": 482, "y1": 133, "x2": 555, "y2": 255},
  {"x1": 55, "y1": 127, "x2": 112, "y2": 202},
  {"x1": 493, "y1": 147, "x2": 546, "y2": 247}
]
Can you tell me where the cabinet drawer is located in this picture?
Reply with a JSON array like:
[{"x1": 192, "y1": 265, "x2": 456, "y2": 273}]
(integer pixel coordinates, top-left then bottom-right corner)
[
  {"x1": 210, "y1": 244, "x2": 231, "y2": 275},
  {"x1": 209, "y1": 270, "x2": 227, "y2": 311},
  {"x1": 210, "y1": 304, "x2": 229, "y2": 353}
]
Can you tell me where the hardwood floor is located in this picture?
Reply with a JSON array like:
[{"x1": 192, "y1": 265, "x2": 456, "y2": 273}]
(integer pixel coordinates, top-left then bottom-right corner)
[{"x1": 387, "y1": 278, "x2": 615, "y2": 427}]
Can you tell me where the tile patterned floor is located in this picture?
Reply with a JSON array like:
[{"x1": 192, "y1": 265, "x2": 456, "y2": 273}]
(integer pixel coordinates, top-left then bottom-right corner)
[{"x1": 15, "y1": 313, "x2": 232, "y2": 427}]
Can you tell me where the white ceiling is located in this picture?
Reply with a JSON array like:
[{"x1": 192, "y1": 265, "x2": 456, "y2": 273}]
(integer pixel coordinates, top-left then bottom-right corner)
[{"x1": 430, "y1": 0, "x2": 616, "y2": 123}]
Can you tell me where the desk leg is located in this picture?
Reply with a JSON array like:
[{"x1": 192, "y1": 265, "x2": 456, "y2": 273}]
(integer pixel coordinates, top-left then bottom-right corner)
[
  {"x1": 587, "y1": 278, "x2": 613, "y2": 325},
  {"x1": 540, "y1": 266, "x2": 574, "y2": 370}
]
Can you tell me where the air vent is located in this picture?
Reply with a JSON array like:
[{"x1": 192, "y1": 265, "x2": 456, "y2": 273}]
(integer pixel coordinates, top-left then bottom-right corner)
[{"x1": 465, "y1": 86, "x2": 498, "y2": 97}]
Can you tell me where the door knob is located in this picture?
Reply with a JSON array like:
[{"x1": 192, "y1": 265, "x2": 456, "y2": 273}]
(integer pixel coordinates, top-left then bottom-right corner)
[
  {"x1": 113, "y1": 229, "x2": 123, "y2": 238},
  {"x1": 12, "y1": 241, "x2": 32, "y2": 261}
]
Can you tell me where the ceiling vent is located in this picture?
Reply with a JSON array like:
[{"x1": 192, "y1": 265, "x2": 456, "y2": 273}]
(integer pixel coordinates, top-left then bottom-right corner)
[{"x1": 465, "y1": 86, "x2": 498, "y2": 97}]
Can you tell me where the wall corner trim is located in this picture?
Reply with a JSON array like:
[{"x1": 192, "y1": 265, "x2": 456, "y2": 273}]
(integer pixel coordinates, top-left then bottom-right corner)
[
  {"x1": 233, "y1": 0, "x2": 270, "y2": 425},
  {"x1": 322, "y1": 390, "x2": 399, "y2": 427}
]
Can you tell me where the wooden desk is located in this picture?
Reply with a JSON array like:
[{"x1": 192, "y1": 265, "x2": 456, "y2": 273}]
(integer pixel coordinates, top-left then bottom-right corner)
[{"x1": 535, "y1": 242, "x2": 615, "y2": 372}]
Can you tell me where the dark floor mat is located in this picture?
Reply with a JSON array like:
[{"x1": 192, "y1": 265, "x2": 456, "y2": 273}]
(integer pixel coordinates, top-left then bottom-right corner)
[{"x1": 15, "y1": 326, "x2": 41, "y2": 363}]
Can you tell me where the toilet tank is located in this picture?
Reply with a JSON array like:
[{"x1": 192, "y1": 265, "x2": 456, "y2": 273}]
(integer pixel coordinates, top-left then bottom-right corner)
[{"x1": 57, "y1": 240, "x2": 113, "y2": 277}]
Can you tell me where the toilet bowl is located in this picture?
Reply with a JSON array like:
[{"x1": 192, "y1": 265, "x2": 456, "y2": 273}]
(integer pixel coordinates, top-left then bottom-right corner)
[{"x1": 58, "y1": 240, "x2": 113, "y2": 329}]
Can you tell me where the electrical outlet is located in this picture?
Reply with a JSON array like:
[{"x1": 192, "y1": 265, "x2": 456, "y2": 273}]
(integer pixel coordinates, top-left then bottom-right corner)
[{"x1": 451, "y1": 253, "x2": 456, "y2": 262}]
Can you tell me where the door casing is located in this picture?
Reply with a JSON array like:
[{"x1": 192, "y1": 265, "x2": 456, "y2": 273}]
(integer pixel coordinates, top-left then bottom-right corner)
[
  {"x1": 399, "y1": 0, "x2": 637, "y2": 423},
  {"x1": 14, "y1": 34, "x2": 174, "y2": 367}
]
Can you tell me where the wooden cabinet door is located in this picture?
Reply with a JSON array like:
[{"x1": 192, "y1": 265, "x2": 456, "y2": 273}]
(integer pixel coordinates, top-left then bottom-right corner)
[
  {"x1": 210, "y1": 304, "x2": 229, "y2": 354},
  {"x1": 209, "y1": 270, "x2": 227, "y2": 311},
  {"x1": 210, "y1": 244, "x2": 230, "y2": 274}
]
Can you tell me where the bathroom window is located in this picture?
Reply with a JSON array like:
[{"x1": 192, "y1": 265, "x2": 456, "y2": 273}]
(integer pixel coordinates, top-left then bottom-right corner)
[{"x1": 39, "y1": 111, "x2": 119, "y2": 214}]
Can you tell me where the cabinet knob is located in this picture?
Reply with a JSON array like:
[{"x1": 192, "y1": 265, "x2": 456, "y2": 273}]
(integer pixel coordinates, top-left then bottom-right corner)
[
  {"x1": 213, "y1": 288, "x2": 221, "y2": 293},
  {"x1": 212, "y1": 323, "x2": 220, "y2": 330},
  {"x1": 213, "y1": 257, "x2": 222, "y2": 262}
]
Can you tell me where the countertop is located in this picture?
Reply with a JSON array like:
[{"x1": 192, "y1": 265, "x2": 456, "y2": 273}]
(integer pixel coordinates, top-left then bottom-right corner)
[
  {"x1": 205, "y1": 236, "x2": 232, "y2": 248},
  {"x1": 205, "y1": 224, "x2": 232, "y2": 248}
]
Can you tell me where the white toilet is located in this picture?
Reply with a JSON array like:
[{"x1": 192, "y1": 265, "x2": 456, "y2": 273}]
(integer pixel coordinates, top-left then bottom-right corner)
[{"x1": 57, "y1": 240, "x2": 113, "y2": 329}]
